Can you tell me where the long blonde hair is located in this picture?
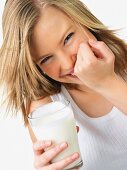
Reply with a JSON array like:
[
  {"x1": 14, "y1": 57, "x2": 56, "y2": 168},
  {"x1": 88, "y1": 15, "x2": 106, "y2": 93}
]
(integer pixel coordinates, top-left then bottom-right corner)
[{"x1": 0, "y1": 0, "x2": 127, "y2": 125}]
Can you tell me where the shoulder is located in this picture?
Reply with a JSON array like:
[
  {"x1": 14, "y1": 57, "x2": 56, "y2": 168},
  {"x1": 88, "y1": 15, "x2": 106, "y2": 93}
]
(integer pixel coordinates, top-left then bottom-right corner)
[{"x1": 29, "y1": 96, "x2": 52, "y2": 113}]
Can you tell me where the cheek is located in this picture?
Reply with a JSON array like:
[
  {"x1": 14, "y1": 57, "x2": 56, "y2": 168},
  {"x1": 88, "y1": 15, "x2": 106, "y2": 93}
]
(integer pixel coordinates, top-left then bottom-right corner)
[{"x1": 42, "y1": 64, "x2": 59, "y2": 79}]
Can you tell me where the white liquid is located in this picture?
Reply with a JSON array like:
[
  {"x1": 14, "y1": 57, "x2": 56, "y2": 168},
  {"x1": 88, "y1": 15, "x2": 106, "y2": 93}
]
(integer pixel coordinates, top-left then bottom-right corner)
[{"x1": 29, "y1": 101, "x2": 82, "y2": 169}]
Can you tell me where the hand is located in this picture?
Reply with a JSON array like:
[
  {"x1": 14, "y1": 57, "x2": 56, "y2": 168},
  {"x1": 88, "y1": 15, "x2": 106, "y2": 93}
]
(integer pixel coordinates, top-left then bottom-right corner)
[
  {"x1": 33, "y1": 126, "x2": 80, "y2": 170},
  {"x1": 74, "y1": 39, "x2": 115, "y2": 90},
  {"x1": 33, "y1": 140, "x2": 79, "y2": 170}
]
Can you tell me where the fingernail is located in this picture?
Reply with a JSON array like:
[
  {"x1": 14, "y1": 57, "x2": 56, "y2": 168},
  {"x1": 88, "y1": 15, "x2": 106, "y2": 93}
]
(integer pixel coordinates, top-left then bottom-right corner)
[
  {"x1": 45, "y1": 140, "x2": 52, "y2": 146},
  {"x1": 60, "y1": 142, "x2": 68, "y2": 149},
  {"x1": 71, "y1": 153, "x2": 79, "y2": 160}
]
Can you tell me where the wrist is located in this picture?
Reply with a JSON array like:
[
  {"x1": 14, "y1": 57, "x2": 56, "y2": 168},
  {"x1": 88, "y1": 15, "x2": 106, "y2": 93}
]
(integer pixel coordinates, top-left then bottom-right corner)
[{"x1": 94, "y1": 73, "x2": 120, "y2": 94}]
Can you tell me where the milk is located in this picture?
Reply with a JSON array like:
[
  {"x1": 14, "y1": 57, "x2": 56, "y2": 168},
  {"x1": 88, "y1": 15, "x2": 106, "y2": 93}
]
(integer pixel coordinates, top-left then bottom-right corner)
[{"x1": 28, "y1": 101, "x2": 82, "y2": 169}]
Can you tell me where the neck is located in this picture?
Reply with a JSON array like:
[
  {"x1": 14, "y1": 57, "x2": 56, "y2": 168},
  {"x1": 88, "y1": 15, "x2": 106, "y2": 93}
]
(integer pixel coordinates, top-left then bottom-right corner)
[
  {"x1": 76, "y1": 84, "x2": 98, "y2": 94},
  {"x1": 63, "y1": 83, "x2": 98, "y2": 94}
]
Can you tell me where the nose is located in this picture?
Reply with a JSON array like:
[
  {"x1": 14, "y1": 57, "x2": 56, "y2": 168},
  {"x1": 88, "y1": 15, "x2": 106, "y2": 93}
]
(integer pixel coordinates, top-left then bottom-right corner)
[{"x1": 57, "y1": 51, "x2": 76, "y2": 70}]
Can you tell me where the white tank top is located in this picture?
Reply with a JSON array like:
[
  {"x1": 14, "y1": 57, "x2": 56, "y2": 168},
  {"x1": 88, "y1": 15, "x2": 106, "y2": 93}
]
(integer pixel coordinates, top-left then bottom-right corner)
[{"x1": 51, "y1": 86, "x2": 127, "y2": 170}]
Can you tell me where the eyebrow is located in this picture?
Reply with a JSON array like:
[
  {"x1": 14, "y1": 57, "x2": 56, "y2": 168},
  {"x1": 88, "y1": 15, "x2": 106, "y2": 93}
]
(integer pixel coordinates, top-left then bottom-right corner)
[{"x1": 36, "y1": 25, "x2": 73, "y2": 63}]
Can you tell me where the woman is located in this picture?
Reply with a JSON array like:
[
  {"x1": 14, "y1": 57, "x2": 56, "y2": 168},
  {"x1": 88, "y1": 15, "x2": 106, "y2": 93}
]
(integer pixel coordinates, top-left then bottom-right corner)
[{"x1": 0, "y1": 0, "x2": 127, "y2": 169}]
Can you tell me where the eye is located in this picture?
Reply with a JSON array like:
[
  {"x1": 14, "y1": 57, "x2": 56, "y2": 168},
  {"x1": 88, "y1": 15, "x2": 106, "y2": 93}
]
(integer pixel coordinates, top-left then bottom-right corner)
[
  {"x1": 40, "y1": 56, "x2": 52, "y2": 65},
  {"x1": 64, "y1": 32, "x2": 74, "y2": 45}
]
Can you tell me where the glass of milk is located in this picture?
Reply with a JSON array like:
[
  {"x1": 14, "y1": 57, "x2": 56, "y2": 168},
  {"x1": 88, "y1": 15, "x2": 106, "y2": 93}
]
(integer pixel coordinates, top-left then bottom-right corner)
[{"x1": 28, "y1": 100, "x2": 83, "y2": 170}]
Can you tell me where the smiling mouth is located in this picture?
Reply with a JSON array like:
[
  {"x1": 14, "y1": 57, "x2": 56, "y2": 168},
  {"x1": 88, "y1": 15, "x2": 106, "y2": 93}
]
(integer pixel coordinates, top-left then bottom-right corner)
[
  {"x1": 61, "y1": 68, "x2": 78, "y2": 78},
  {"x1": 66, "y1": 74, "x2": 78, "y2": 78}
]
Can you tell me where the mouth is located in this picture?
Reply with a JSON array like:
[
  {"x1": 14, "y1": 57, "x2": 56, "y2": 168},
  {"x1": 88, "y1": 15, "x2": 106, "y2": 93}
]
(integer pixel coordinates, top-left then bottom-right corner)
[
  {"x1": 61, "y1": 69, "x2": 79, "y2": 79},
  {"x1": 65, "y1": 73, "x2": 78, "y2": 79}
]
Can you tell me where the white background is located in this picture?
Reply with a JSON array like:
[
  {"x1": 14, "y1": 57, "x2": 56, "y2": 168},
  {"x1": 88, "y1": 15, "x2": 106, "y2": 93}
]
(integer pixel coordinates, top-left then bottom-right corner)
[{"x1": 0, "y1": 0, "x2": 127, "y2": 170}]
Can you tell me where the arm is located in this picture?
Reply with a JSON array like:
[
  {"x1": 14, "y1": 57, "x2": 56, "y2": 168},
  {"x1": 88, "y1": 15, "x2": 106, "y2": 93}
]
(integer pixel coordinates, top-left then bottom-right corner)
[
  {"x1": 74, "y1": 39, "x2": 127, "y2": 115},
  {"x1": 96, "y1": 74, "x2": 127, "y2": 115}
]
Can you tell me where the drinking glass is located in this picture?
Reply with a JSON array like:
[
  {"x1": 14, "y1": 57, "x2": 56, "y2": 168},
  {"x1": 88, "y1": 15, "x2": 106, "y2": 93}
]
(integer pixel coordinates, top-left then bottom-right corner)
[{"x1": 28, "y1": 100, "x2": 83, "y2": 170}]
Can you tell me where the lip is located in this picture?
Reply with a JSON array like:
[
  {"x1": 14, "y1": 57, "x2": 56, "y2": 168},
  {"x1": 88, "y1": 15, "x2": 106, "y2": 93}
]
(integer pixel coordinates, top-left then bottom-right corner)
[
  {"x1": 61, "y1": 69, "x2": 75, "y2": 77},
  {"x1": 67, "y1": 74, "x2": 78, "y2": 79}
]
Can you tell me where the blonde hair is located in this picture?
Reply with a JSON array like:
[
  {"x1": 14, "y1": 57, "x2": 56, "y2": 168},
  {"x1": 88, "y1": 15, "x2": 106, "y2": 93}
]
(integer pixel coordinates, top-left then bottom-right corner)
[{"x1": 0, "y1": 0, "x2": 127, "y2": 125}]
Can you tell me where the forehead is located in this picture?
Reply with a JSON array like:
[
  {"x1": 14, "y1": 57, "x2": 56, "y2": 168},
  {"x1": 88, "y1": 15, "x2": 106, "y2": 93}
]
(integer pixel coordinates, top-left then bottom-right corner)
[{"x1": 31, "y1": 6, "x2": 75, "y2": 59}]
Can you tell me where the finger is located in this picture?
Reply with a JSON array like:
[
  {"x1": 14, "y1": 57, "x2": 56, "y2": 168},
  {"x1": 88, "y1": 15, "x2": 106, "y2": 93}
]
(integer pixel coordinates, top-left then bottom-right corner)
[
  {"x1": 50, "y1": 152, "x2": 80, "y2": 170},
  {"x1": 77, "y1": 42, "x2": 97, "y2": 63},
  {"x1": 89, "y1": 43, "x2": 104, "y2": 59},
  {"x1": 38, "y1": 142, "x2": 68, "y2": 166},
  {"x1": 33, "y1": 140, "x2": 52, "y2": 156},
  {"x1": 88, "y1": 39, "x2": 115, "y2": 62},
  {"x1": 75, "y1": 42, "x2": 98, "y2": 75}
]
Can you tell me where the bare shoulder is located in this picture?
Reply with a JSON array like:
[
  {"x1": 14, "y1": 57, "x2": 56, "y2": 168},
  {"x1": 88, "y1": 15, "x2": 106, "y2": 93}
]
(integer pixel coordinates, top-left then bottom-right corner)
[{"x1": 29, "y1": 96, "x2": 52, "y2": 113}]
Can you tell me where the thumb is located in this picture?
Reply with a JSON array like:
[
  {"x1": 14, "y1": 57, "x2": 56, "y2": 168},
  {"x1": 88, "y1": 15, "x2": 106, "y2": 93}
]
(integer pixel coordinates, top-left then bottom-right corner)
[{"x1": 33, "y1": 140, "x2": 52, "y2": 156}]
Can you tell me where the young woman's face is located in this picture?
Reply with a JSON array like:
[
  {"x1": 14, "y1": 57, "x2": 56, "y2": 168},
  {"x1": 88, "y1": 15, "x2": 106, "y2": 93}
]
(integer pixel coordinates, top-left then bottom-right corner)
[{"x1": 31, "y1": 6, "x2": 96, "y2": 84}]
